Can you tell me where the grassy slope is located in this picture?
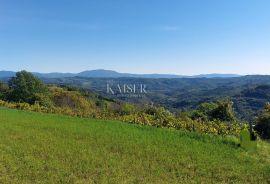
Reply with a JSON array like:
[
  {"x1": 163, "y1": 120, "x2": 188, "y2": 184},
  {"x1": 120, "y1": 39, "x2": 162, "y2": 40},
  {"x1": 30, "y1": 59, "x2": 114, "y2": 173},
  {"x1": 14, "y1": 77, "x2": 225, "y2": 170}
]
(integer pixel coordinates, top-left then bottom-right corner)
[{"x1": 0, "y1": 108, "x2": 269, "y2": 184}]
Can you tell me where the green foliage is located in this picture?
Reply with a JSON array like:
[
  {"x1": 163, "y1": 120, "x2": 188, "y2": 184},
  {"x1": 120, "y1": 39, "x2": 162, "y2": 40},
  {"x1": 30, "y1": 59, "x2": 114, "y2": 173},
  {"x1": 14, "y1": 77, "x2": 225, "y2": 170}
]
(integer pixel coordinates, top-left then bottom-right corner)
[
  {"x1": 191, "y1": 102, "x2": 218, "y2": 121},
  {"x1": 120, "y1": 103, "x2": 136, "y2": 115},
  {"x1": 7, "y1": 71, "x2": 52, "y2": 106},
  {"x1": 50, "y1": 86, "x2": 97, "y2": 117},
  {"x1": 211, "y1": 100, "x2": 236, "y2": 122},
  {"x1": 0, "y1": 81, "x2": 9, "y2": 100},
  {"x1": 198, "y1": 102, "x2": 219, "y2": 114},
  {"x1": 119, "y1": 107, "x2": 241, "y2": 137},
  {"x1": 143, "y1": 106, "x2": 175, "y2": 127},
  {"x1": 255, "y1": 103, "x2": 270, "y2": 139},
  {"x1": 191, "y1": 100, "x2": 236, "y2": 122},
  {"x1": 33, "y1": 92, "x2": 53, "y2": 107}
]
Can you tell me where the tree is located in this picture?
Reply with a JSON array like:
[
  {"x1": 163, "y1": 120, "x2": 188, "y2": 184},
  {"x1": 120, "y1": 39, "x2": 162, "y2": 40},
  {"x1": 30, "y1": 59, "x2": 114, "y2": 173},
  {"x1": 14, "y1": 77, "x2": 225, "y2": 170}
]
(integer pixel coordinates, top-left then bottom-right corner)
[
  {"x1": 8, "y1": 70, "x2": 52, "y2": 106},
  {"x1": 191, "y1": 100, "x2": 236, "y2": 122},
  {"x1": 191, "y1": 102, "x2": 218, "y2": 121},
  {"x1": 210, "y1": 100, "x2": 236, "y2": 122},
  {"x1": 254, "y1": 103, "x2": 270, "y2": 139},
  {"x1": 0, "y1": 81, "x2": 9, "y2": 100}
]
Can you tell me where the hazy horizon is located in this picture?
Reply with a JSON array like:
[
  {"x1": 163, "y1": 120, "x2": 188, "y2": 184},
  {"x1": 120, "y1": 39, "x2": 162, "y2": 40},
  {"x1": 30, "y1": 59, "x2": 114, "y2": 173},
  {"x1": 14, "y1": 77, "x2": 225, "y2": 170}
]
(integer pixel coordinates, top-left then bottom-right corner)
[
  {"x1": 1, "y1": 0, "x2": 270, "y2": 75},
  {"x1": 0, "y1": 68, "x2": 265, "y2": 76}
]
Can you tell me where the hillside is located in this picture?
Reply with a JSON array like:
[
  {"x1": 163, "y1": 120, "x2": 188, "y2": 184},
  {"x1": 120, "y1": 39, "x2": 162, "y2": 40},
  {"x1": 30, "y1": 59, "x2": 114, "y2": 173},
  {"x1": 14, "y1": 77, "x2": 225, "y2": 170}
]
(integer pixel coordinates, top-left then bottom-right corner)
[
  {"x1": 2, "y1": 72, "x2": 270, "y2": 121},
  {"x1": 42, "y1": 75, "x2": 270, "y2": 121},
  {"x1": 0, "y1": 108, "x2": 269, "y2": 183}
]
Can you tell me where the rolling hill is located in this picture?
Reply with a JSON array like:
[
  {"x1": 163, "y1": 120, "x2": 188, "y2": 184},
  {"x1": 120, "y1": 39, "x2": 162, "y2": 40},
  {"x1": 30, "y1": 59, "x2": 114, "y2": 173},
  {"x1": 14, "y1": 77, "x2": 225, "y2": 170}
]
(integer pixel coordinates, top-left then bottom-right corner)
[
  {"x1": 41, "y1": 75, "x2": 270, "y2": 121},
  {"x1": 0, "y1": 107, "x2": 269, "y2": 183},
  {"x1": 1, "y1": 71, "x2": 270, "y2": 121}
]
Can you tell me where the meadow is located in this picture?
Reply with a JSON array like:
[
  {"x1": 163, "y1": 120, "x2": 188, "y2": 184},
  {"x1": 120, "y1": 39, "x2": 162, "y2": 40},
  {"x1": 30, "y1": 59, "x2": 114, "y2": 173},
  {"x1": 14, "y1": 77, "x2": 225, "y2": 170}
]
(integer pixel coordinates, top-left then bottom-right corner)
[{"x1": 0, "y1": 107, "x2": 269, "y2": 184}]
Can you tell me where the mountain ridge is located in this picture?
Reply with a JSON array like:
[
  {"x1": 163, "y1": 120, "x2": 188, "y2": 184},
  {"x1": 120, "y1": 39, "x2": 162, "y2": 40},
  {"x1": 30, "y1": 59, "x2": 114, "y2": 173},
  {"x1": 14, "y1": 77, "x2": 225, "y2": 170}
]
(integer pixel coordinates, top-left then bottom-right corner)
[{"x1": 0, "y1": 69, "x2": 242, "y2": 79}]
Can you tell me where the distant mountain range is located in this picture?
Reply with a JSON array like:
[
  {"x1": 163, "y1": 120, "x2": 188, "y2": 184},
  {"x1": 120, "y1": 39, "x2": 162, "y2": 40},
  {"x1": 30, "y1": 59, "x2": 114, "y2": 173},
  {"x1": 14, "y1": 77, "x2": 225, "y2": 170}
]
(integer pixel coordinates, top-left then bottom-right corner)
[{"x1": 0, "y1": 69, "x2": 242, "y2": 79}]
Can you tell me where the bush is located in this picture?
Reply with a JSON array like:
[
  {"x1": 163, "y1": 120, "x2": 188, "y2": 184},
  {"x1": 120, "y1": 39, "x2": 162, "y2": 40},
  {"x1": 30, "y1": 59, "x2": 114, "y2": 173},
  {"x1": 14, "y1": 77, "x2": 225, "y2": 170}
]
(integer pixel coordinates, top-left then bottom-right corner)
[
  {"x1": 121, "y1": 103, "x2": 136, "y2": 115},
  {"x1": 255, "y1": 103, "x2": 270, "y2": 139},
  {"x1": 50, "y1": 87, "x2": 97, "y2": 117}
]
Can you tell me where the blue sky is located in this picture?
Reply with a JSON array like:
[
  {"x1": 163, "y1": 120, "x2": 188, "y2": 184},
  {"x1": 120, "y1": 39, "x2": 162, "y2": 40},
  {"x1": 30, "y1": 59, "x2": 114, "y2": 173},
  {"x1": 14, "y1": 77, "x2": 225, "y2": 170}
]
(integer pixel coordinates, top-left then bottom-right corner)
[{"x1": 0, "y1": 0, "x2": 270, "y2": 75}]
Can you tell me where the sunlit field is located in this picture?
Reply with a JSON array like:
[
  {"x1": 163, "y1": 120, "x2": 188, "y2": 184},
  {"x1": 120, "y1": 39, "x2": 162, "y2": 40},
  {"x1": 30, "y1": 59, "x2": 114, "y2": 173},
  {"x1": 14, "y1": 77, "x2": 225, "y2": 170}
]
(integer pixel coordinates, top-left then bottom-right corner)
[{"x1": 0, "y1": 108, "x2": 269, "y2": 184}]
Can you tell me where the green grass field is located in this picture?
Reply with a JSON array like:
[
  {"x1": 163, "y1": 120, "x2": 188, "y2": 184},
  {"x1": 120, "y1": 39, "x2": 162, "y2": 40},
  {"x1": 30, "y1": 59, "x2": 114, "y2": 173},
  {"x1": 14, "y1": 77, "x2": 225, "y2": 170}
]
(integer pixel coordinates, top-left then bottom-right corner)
[{"x1": 0, "y1": 108, "x2": 269, "y2": 184}]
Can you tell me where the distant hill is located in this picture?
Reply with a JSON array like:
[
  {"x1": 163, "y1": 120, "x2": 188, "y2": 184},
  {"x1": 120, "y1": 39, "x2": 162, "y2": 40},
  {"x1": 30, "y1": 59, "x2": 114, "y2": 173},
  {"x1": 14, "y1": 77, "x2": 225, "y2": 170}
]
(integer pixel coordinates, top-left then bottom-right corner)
[
  {"x1": 33, "y1": 72, "x2": 75, "y2": 78},
  {"x1": 0, "y1": 69, "x2": 241, "y2": 79},
  {"x1": 0, "y1": 71, "x2": 15, "y2": 78},
  {"x1": 193, "y1": 74, "x2": 241, "y2": 78}
]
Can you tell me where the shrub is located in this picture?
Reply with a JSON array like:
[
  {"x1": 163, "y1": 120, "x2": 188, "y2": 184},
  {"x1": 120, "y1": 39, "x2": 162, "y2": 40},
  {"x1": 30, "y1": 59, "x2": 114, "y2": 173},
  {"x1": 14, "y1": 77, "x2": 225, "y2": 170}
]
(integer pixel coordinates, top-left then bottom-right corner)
[
  {"x1": 50, "y1": 87, "x2": 97, "y2": 117},
  {"x1": 255, "y1": 103, "x2": 270, "y2": 139},
  {"x1": 120, "y1": 103, "x2": 136, "y2": 115}
]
